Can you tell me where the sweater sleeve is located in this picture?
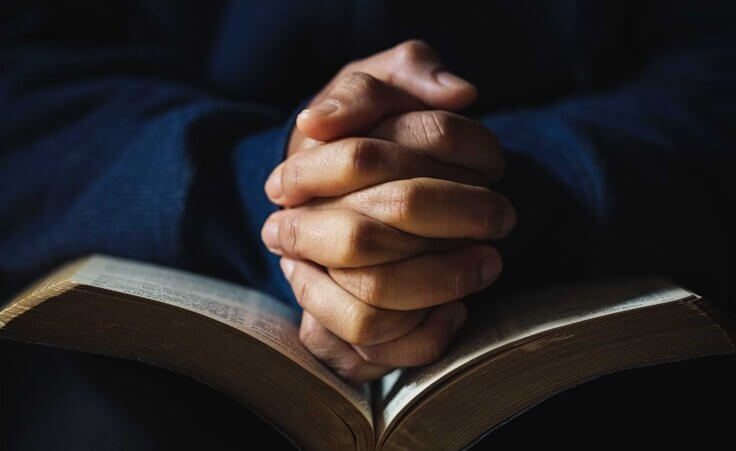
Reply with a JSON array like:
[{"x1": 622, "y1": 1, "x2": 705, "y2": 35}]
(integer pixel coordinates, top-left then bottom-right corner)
[
  {"x1": 0, "y1": 45, "x2": 294, "y2": 305},
  {"x1": 483, "y1": 30, "x2": 735, "y2": 315}
]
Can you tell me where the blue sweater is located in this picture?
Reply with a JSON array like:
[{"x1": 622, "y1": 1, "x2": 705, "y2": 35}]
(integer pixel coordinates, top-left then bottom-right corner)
[{"x1": 1, "y1": 1, "x2": 734, "y2": 315}]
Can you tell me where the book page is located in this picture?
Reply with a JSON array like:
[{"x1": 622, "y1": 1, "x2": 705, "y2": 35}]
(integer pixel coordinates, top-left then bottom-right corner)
[
  {"x1": 69, "y1": 255, "x2": 371, "y2": 423},
  {"x1": 376, "y1": 278, "x2": 694, "y2": 433}
]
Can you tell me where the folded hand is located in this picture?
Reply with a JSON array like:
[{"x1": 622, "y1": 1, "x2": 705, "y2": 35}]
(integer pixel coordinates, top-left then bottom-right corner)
[{"x1": 262, "y1": 41, "x2": 516, "y2": 382}]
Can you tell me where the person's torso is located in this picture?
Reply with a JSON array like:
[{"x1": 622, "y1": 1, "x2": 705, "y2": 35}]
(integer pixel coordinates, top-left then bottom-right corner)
[{"x1": 5, "y1": 0, "x2": 670, "y2": 113}]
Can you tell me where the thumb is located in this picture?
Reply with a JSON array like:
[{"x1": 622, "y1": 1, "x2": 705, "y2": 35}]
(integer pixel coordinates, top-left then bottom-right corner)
[
  {"x1": 298, "y1": 40, "x2": 477, "y2": 142},
  {"x1": 369, "y1": 39, "x2": 478, "y2": 111},
  {"x1": 296, "y1": 71, "x2": 425, "y2": 142}
]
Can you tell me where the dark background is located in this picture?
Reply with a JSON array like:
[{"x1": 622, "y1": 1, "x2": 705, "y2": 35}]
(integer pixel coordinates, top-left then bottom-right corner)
[{"x1": 1, "y1": 340, "x2": 733, "y2": 450}]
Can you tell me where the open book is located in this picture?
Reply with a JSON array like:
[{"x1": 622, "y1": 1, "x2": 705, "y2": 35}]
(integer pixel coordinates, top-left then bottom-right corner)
[{"x1": 1, "y1": 255, "x2": 734, "y2": 450}]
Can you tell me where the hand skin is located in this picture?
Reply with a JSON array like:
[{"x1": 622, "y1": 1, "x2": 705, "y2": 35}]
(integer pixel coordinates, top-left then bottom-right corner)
[{"x1": 261, "y1": 40, "x2": 516, "y2": 383}]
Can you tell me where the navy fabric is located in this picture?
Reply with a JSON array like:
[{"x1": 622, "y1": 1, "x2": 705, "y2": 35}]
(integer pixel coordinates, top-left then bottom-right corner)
[{"x1": 2, "y1": 1, "x2": 735, "y2": 314}]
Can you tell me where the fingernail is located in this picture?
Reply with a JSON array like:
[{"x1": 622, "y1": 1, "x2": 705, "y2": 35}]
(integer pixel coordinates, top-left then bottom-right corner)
[
  {"x1": 261, "y1": 220, "x2": 281, "y2": 254},
  {"x1": 280, "y1": 258, "x2": 295, "y2": 279},
  {"x1": 303, "y1": 100, "x2": 339, "y2": 116},
  {"x1": 435, "y1": 70, "x2": 472, "y2": 89},
  {"x1": 451, "y1": 306, "x2": 467, "y2": 333},
  {"x1": 265, "y1": 164, "x2": 283, "y2": 200}
]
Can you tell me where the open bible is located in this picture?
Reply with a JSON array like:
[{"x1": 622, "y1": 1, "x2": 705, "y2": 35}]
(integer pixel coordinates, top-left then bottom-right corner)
[{"x1": 1, "y1": 255, "x2": 734, "y2": 450}]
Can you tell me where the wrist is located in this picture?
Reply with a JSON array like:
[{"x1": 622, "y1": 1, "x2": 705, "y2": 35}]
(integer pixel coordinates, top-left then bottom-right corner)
[{"x1": 481, "y1": 112, "x2": 606, "y2": 293}]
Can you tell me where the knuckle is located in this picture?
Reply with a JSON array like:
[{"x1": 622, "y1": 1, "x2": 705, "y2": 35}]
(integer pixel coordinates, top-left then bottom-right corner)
[
  {"x1": 280, "y1": 159, "x2": 302, "y2": 196},
  {"x1": 385, "y1": 179, "x2": 423, "y2": 223},
  {"x1": 295, "y1": 276, "x2": 314, "y2": 309},
  {"x1": 339, "y1": 61, "x2": 358, "y2": 77},
  {"x1": 331, "y1": 267, "x2": 386, "y2": 307},
  {"x1": 348, "y1": 139, "x2": 383, "y2": 177},
  {"x1": 344, "y1": 303, "x2": 383, "y2": 345},
  {"x1": 339, "y1": 71, "x2": 381, "y2": 99},
  {"x1": 279, "y1": 215, "x2": 301, "y2": 255},
  {"x1": 353, "y1": 270, "x2": 384, "y2": 305},
  {"x1": 419, "y1": 111, "x2": 453, "y2": 146},
  {"x1": 340, "y1": 217, "x2": 377, "y2": 263},
  {"x1": 393, "y1": 39, "x2": 432, "y2": 64}
]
